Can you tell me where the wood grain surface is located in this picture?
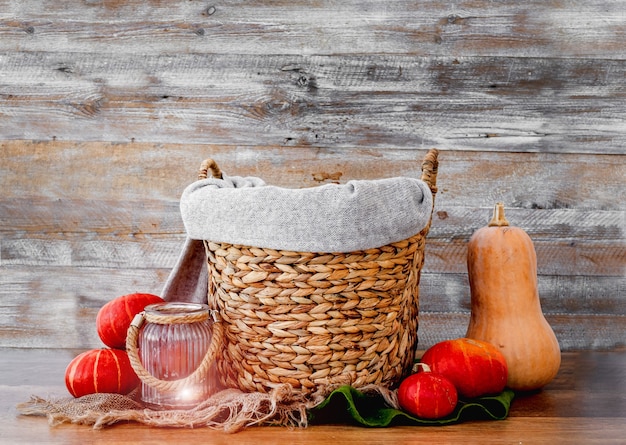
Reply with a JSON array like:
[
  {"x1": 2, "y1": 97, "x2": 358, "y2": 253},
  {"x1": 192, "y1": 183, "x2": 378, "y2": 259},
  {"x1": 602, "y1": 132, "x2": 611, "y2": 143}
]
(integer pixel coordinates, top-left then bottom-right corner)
[
  {"x1": 1, "y1": 53, "x2": 623, "y2": 153},
  {"x1": 2, "y1": 348, "x2": 625, "y2": 444},
  {"x1": 1, "y1": 0, "x2": 623, "y2": 57},
  {"x1": 0, "y1": 0, "x2": 624, "y2": 352}
]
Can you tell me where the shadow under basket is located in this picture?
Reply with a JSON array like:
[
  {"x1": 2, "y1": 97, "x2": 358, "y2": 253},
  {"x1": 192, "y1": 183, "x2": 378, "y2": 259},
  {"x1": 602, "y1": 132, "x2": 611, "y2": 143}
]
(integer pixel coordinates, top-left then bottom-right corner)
[{"x1": 200, "y1": 149, "x2": 439, "y2": 395}]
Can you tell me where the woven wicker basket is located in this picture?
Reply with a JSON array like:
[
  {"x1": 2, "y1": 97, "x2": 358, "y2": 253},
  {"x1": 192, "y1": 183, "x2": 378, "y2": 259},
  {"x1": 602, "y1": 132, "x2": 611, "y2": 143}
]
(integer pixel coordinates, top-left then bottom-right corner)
[{"x1": 198, "y1": 149, "x2": 439, "y2": 394}]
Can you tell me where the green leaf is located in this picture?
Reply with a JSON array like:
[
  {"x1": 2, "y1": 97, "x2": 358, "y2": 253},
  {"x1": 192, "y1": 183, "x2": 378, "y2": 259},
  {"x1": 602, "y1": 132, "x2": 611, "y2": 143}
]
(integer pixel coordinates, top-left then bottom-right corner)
[{"x1": 308, "y1": 386, "x2": 515, "y2": 427}]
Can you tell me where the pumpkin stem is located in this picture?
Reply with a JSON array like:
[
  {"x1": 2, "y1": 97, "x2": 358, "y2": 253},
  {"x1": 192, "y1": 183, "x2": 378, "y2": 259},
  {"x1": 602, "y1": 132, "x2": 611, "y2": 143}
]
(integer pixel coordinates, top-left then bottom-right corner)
[
  {"x1": 411, "y1": 362, "x2": 432, "y2": 373},
  {"x1": 488, "y1": 202, "x2": 510, "y2": 227}
]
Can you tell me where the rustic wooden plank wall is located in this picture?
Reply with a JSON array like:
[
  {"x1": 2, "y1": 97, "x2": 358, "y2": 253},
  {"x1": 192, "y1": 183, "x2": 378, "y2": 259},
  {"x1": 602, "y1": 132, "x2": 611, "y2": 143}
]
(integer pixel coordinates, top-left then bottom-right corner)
[{"x1": 1, "y1": 1, "x2": 624, "y2": 352}]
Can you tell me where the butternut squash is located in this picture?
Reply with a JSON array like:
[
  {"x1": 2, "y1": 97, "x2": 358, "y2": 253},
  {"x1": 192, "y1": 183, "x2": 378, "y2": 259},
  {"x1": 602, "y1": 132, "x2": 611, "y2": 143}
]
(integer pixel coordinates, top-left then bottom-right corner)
[{"x1": 465, "y1": 202, "x2": 561, "y2": 392}]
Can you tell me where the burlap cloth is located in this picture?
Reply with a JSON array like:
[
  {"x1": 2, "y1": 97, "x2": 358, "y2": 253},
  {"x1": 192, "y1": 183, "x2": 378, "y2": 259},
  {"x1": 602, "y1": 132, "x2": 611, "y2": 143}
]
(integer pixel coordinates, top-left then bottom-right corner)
[{"x1": 18, "y1": 383, "x2": 397, "y2": 432}]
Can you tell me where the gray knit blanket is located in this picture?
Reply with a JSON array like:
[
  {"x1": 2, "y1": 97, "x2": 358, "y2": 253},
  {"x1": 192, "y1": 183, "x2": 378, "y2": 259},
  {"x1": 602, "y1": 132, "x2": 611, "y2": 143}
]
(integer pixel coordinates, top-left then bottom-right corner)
[{"x1": 162, "y1": 172, "x2": 434, "y2": 303}]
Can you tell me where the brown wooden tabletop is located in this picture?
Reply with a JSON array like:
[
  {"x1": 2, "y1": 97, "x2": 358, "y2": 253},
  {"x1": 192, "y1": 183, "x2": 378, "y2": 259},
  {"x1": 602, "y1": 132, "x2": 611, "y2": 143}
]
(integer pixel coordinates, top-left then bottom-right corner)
[{"x1": 2, "y1": 348, "x2": 625, "y2": 444}]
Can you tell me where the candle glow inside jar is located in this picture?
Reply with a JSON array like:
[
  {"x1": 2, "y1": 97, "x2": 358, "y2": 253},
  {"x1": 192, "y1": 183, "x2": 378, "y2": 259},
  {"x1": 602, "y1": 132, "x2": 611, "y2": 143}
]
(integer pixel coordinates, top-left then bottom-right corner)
[{"x1": 137, "y1": 302, "x2": 217, "y2": 409}]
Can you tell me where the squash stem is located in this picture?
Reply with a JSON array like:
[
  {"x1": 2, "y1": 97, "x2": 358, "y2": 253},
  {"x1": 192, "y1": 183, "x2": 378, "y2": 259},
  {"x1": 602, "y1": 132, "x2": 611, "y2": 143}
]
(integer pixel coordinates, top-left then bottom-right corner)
[{"x1": 488, "y1": 202, "x2": 510, "y2": 227}]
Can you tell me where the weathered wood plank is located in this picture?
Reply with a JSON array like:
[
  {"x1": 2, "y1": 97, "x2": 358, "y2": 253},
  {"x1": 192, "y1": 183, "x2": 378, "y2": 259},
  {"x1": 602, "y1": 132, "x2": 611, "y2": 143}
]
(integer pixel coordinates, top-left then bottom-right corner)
[
  {"x1": 419, "y1": 273, "x2": 626, "y2": 316},
  {"x1": 1, "y1": 266, "x2": 623, "y2": 350},
  {"x1": 1, "y1": 244, "x2": 622, "y2": 316},
  {"x1": 2, "y1": 236, "x2": 623, "y2": 276},
  {"x1": 2, "y1": 198, "x2": 624, "y2": 242},
  {"x1": 0, "y1": 0, "x2": 623, "y2": 58},
  {"x1": 2, "y1": 142, "x2": 624, "y2": 209},
  {"x1": 0, "y1": 198, "x2": 184, "y2": 237},
  {"x1": 3, "y1": 299, "x2": 623, "y2": 351},
  {"x1": 0, "y1": 266, "x2": 165, "y2": 349},
  {"x1": 1, "y1": 198, "x2": 623, "y2": 276},
  {"x1": 0, "y1": 54, "x2": 624, "y2": 152},
  {"x1": 427, "y1": 240, "x2": 625, "y2": 277},
  {"x1": 421, "y1": 313, "x2": 626, "y2": 351}
]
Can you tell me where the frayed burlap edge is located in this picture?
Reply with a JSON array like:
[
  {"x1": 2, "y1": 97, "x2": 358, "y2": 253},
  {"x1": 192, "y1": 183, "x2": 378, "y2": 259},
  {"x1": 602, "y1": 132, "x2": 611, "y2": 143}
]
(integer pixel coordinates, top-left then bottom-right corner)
[{"x1": 17, "y1": 384, "x2": 399, "y2": 433}]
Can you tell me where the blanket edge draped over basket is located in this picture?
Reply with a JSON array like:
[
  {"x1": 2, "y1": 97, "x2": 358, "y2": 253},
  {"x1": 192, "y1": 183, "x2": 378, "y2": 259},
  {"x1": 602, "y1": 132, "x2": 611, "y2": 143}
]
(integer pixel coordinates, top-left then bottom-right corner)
[{"x1": 163, "y1": 159, "x2": 435, "y2": 305}]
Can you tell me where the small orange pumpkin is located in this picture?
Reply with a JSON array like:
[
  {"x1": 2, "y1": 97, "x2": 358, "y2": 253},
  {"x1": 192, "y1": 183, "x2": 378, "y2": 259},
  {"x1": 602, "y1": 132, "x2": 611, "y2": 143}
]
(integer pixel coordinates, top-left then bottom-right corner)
[
  {"x1": 397, "y1": 363, "x2": 458, "y2": 419},
  {"x1": 420, "y1": 338, "x2": 508, "y2": 399},
  {"x1": 96, "y1": 293, "x2": 164, "y2": 349},
  {"x1": 65, "y1": 348, "x2": 140, "y2": 397}
]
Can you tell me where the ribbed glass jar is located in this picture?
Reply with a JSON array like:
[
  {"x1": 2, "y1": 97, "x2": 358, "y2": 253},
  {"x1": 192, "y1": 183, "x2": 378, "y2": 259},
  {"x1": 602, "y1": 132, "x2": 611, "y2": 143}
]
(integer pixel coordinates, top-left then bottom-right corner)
[{"x1": 138, "y1": 302, "x2": 216, "y2": 409}]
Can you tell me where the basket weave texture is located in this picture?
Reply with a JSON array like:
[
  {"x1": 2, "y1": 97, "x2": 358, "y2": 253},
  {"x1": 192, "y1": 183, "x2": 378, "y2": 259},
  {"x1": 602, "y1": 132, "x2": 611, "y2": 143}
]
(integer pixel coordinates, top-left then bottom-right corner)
[{"x1": 201, "y1": 149, "x2": 439, "y2": 394}]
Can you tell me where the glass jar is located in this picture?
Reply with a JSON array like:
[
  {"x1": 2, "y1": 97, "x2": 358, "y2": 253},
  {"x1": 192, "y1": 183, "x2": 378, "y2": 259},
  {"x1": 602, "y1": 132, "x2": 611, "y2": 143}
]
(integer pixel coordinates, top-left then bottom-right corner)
[{"x1": 136, "y1": 302, "x2": 218, "y2": 409}]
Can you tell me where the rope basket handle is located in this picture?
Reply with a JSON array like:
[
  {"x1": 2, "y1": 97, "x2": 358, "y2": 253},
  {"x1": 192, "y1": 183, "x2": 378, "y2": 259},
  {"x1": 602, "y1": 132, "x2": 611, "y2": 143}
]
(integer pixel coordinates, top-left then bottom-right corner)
[
  {"x1": 198, "y1": 158, "x2": 223, "y2": 180},
  {"x1": 420, "y1": 148, "x2": 439, "y2": 197},
  {"x1": 126, "y1": 311, "x2": 224, "y2": 393},
  {"x1": 197, "y1": 148, "x2": 439, "y2": 192}
]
